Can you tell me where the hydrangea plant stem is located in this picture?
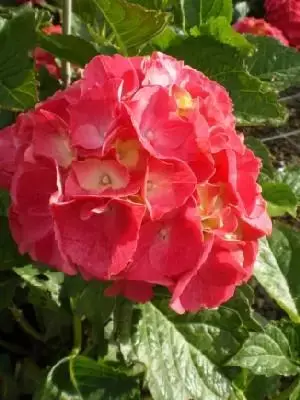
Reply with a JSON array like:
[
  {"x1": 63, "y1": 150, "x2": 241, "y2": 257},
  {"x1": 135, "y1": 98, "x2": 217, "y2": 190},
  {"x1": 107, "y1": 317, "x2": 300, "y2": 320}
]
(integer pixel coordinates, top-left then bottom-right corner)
[
  {"x1": 62, "y1": 0, "x2": 72, "y2": 87},
  {"x1": 9, "y1": 304, "x2": 44, "y2": 343},
  {"x1": 70, "y1": 298, "x2": 82, "y2": 356}
]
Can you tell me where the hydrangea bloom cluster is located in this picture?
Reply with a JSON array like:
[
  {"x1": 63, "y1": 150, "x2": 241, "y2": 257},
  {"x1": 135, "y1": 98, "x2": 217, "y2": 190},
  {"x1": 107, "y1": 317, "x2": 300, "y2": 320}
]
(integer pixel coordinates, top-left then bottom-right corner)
[
  {"x1": 33, "y1": 25, "x2": 62, "y2": 79},
  {"x1": 265, "y1": 0, "x2": 300, "y2": 49},
  {"x1": 0, "y1": 53, "x2": 272, "y2": 313},
  {"x1": 234, "y1": 17, "x2": 289, "y2": 46}
]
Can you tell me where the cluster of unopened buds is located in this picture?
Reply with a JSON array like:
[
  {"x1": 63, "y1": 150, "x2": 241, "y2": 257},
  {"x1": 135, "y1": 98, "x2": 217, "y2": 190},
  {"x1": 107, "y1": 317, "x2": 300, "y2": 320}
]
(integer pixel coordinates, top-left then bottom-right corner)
[{"x1": 0, "y1": 52, "x2": 272, "y2": 313}]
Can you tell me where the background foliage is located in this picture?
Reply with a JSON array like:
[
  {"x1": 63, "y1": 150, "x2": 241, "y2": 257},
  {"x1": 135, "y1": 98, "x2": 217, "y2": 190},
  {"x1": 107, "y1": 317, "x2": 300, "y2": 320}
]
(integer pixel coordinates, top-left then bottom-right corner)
[{"x1": 1, "y1": 0, "x2": 300, "y2": 398}]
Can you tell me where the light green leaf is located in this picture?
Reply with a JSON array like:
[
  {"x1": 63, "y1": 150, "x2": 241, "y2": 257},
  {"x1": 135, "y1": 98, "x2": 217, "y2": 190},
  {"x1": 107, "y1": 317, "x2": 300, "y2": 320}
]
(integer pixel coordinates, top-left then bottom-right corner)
[
  {"x1": 227, "y1": 324, "x2": 299, "y2": 376},
  {"x1": 197, "y1": 17, "x2": 254, "y2": 55},
  {"x1": 262, "y1": 182, "x2": 298, "y2": 217},
  {"x1": 131, "y1": 301, "x2": 238, "y2": 400},
  {"x1": 0, "y1": 9, "x2": 37, "y2": 110},
  {"x1": 92, "y1": 0, "x2": 171, "y2": 54},
  {"x1": 244, "y1": 136, "x2": 274, "y2": 178},
  {"x1": 13, "y1": 264, "x2": 64, "y2": 306},
  {"x1": 246, "y1": 35, "x2": 300, "y2": 91},
  {"x1": 275, "y1": 165, "x2": 300, "y2": 202},
  {"x1": 181, "y1": 0, "x2": 232, "y2": 29},
  {"x1": 254, "y1": 231, "x2": 300, "y2": 323},
  {"x1": 168, "y1": 36, "x2": 288, "y2": 126}
]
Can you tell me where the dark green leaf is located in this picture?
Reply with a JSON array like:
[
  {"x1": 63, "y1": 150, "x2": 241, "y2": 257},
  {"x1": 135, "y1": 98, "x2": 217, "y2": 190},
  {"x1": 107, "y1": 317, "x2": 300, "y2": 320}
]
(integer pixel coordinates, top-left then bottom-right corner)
[
  {"x1": 246, "y1": 35, "x2": 300, "y2": 91},
  {"x1": 0, "y1": 216, "x2": 29, "y2": 270},
  {"x1": 244, "y1": 136, "x2": 274, "y2": 178},
  {"x1": 227, "y1": 324, "x2": 299, "y2": 376},
  {"x1": 0, "y1": 9, "x2": 37, "y2": 110},
  {"x1": 224, "y1": 285, "x2": 263, "y2": 331},
  {"x1": 0, "y1": 189, "x2": 10, "y2": 216},
  {"x1": 92, "y1": 0, "x2": 171, "y2": 54},
  {"x1": 0, "y1": 109, "x2": 15, "y2": 129},
  {"x1": 243, "y1": 375, "x2": 280, "y2": 400},
  {"x1": 38, "y1": 33, "x2": 99, "y2": 67},
  {"x1": 0, "y1": 276, "x2": 19, "y2": 310},
  {"x1": 168, "y1": 36, "x2": 287, "y2": 126},
  {"x1": 262, "y1": 182, "x2": 298, "y2": 217},
  {"x1": 70, "y1": 356, "x2": 141, "y2": 399},
  {"x1": 131, "y1": 301, "x2": 237, "y2": 400}
]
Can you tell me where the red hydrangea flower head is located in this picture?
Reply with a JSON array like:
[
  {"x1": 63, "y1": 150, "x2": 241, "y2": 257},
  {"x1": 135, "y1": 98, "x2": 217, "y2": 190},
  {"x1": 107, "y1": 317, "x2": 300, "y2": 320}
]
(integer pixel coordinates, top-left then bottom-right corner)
[
  {"x1": 234, "y1": 17, "x2": 289, "y2": 46},
  {"x1": 0, "y1": 52, "x2": 272, "y2": 313},
  {"x1": 265, "y1": 0, "x2": 300, "y2": 49},
  {"x1": 33, "y1": 25, "x2": 62, "y2": 79}
]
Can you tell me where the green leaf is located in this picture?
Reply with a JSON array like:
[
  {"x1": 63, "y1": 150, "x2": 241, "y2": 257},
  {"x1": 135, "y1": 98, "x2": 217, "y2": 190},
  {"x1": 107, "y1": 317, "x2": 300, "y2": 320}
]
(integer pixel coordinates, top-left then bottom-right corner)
[
  {"x1": 168, "y1": 36, "x2": 288, "y2": 126},
  {"x1": 254, "y1": 231, "x2": 300, "y2": 323},
  {"x1": 36, "y1": 357, "x2": 80, "y2": 400},
  {"x1": 246, "y1": 35, "x2": 300, "y2": 91},
  {"x1": 0, "y1": 109, "x2": 15, "y2": 129},
  {"x1": 275, "y1": 165, "x2": 300, "y2": 202},
  {"x1": 13, "y1": 264, "x2": 64, "y2": 306},
  {"x1": 197, "y1": 17, "x2": 254, "y2": 55},
  {"x1": 131, "y1": 300, "x2": 238, "y2": 400},
  {"x1": 262, "y1": 182, "x2": 298, "y2": 217},
  {"x1": 0, "y1": 216, "x2": 29, "y2": 270},
  {"x1": 38, "y1": 33, "x2": 99, "y2": 67},
  {"x1": 224, "y1": 285, "x2": 263, "y2": 331},
  {"x1": 181, "y1": 0, "x2": 232, "y2": 29},
  {"x1": 0, "y1": 189, "x2": 10, "y2": 216},
  {"x1": 70, "y1": 356, "x2": 141, "y2": 399},
  {"x1": 0, "y1": 276, "x2": 19, "y2": 310},
  {"x1": 0, "y1": 9, "x2": 37, "y2": 110},
  {"x1": 244, "y1": 136, "x2": 274, "y2": 178},
  {"x1": 73, "y1": 279, "x2": 115, "y2": 350},
  {"x1": 92, "y1": 0, "x2": 171, "y2": 54},
  {"x1": 227, "y1": 324, "x2": 299, "y2": 376}
]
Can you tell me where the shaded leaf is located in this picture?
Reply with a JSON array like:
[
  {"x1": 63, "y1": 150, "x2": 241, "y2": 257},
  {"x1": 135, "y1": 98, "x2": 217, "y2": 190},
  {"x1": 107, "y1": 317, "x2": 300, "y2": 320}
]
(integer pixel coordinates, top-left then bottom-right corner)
[
  {"x1": 70, "y1": 356, "x2": 141, "y2": 399},
  {"x1": 244, "y1": 136, "x2": 274, "y2": 178},
  {"x1": 38, "y1": 33, "x2": 99, "y2": 67}
]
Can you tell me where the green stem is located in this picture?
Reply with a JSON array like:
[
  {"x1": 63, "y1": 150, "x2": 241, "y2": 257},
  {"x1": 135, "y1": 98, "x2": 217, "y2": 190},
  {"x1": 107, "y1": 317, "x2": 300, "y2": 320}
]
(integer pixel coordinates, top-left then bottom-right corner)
[
  {"x1": 0, "y1": 338, "x2": 28, "y2": 355},
  {"x1": 70, "y1": 298, "x2": 82, "y2": 356},
  {"x1": 62, "y1": 0, "x2": 73, "y2": 87},
  {"x1": 9, "y1": 304, "x2": 44, "y2": 342}
]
